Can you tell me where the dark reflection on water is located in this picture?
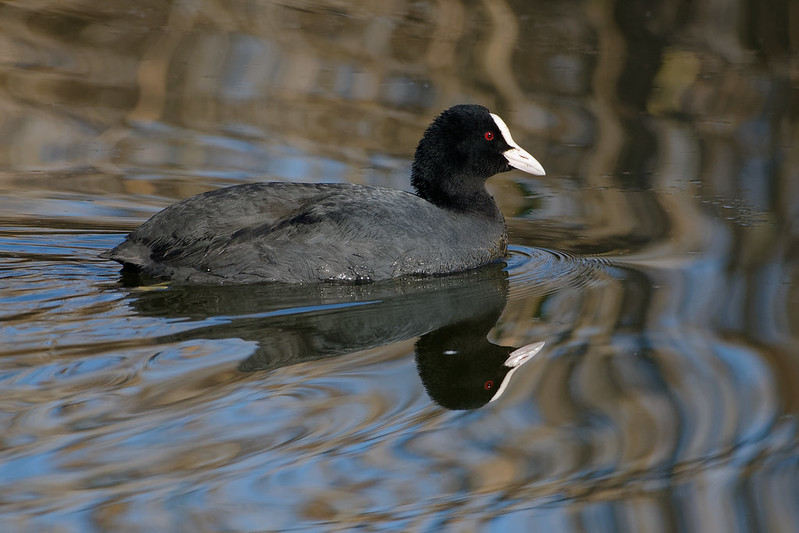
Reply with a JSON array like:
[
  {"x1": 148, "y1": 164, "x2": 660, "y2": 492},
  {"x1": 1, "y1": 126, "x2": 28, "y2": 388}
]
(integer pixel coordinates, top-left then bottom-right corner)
[
  {"x1": 1, "y1": 0, "x2": 799, "y2": 531},
  {"x1": 122, "y1": 263, "x2": 556, "y2": 410}
]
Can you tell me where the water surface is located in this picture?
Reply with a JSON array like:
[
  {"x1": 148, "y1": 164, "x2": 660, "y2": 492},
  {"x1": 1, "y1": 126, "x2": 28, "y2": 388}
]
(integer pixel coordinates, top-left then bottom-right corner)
[{"x1": 1, "y1": 1, "x2": 798, "y2": 531}]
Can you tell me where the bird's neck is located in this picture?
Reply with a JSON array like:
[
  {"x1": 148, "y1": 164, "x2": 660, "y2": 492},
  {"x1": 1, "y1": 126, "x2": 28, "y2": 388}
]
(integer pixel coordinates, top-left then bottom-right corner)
[{"x1": 412, "y1": 163, "x2": 501, "y2": 219}]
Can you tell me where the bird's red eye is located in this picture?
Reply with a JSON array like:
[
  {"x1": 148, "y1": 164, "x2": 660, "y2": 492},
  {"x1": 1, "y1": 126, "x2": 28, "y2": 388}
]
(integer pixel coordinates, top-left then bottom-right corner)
[
  {"x1": 484, "y1": 131, "x2": 494, "y2": 141},
  {"x1": 484, "y1": 380, "x2": 494, "y2": 390}
]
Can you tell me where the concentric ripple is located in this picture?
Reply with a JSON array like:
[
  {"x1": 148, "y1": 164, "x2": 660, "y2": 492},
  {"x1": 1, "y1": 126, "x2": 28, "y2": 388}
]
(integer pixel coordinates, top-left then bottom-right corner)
[{"x1": 505, "y1": 245, "x2": 620, "y2": 297}]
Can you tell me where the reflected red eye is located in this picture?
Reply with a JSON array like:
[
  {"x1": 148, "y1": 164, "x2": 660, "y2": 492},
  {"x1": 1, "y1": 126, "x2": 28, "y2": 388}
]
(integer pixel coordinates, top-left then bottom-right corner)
[
  {"x1": 484, "y1": 131, "x2": 494, "y2": 141},
  {"x1": 484, "y1": 380, "x2": 494, "y2": 390}
]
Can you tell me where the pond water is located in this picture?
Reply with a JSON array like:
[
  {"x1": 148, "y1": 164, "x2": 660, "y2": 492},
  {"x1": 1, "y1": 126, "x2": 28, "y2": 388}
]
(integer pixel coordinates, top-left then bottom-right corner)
[{"x1": 1, "y1": 0, "x2": 798, "y2": 531}]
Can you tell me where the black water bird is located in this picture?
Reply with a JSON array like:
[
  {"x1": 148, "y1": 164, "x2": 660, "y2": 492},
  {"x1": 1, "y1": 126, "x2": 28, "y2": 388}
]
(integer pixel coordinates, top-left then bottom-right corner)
[{"x1": 101, "y1": 104, "x2": 545, "y2": 284}]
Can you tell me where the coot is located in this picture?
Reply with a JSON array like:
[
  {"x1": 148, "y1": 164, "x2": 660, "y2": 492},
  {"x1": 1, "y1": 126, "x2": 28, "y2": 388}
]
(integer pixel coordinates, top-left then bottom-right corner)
[{"x1": 101, "y1": 104, "x2": 545, "y2": 284}]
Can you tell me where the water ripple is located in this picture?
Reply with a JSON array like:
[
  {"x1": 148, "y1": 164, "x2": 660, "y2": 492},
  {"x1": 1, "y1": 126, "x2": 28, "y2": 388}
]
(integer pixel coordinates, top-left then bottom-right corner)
[{"x1": 505, "y1": 245, "x2": 619, "y2": 297}]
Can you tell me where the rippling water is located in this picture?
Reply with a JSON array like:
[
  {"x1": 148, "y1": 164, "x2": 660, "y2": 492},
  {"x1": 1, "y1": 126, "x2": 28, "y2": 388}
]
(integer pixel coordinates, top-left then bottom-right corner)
[{"x1": 1, "y1": 1, "x2": 798, "y2": 531}]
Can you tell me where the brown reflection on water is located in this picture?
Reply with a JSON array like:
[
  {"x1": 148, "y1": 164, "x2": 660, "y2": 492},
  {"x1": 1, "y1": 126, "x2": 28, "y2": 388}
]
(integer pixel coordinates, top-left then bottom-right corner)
[{"x1": 1, "y1": 0, "x2": 798, "y2": 531}]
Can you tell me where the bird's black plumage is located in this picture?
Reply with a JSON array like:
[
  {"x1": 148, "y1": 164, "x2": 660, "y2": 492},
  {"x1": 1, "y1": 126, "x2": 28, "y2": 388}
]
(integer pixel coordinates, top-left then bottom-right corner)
[{"x1": 101, "y1": 104, "x2": 545, "y2": 284}]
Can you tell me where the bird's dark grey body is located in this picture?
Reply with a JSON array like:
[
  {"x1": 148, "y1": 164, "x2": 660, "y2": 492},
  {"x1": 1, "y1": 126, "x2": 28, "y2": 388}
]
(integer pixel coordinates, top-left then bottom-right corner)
[
  {"x1": 104, "y1": 182, "x2": 508, "y2": 283},
  {"x1": 102, "y1": 104, "x2": 545, "y2": 284}
]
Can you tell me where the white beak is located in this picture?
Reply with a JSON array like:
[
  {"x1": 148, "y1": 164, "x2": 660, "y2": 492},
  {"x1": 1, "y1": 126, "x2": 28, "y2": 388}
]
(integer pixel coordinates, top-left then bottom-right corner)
[{"x1": 490, "y1": 113, "x2": 546, "y2": 176}]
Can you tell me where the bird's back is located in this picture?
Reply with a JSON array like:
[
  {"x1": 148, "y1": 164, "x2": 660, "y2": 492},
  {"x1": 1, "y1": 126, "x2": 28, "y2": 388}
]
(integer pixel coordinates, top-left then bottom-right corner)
[{"x1": 102, "y1": 182, "x2": 507, "y2": 284}]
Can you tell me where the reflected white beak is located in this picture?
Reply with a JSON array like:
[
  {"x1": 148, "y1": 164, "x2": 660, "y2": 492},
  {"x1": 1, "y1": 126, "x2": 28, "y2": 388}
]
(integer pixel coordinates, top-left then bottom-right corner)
[
  {"x1": 503, "y1": 341, "x2": 546, "y2": 368},
  {"x1": 489, "y1": 341, "x2": 546, "y2": 403},
  {"x1": 490, "y1": 113, "x2": 546, "y2": 176}
]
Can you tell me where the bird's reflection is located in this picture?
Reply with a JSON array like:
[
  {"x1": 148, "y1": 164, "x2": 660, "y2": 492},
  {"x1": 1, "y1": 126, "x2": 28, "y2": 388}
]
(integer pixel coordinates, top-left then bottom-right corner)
[
  {"x1": 415, "y1": 318, "x2": 544, "y2": 410},
  {"x1": 122, "y1": 263, "x2": 543, "y2": 410}
]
